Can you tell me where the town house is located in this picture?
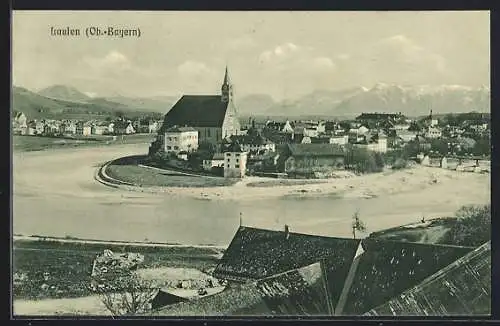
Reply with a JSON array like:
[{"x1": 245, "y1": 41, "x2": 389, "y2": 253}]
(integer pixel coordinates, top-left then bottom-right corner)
[
  {"x1": 162, "y1": 126, "x2": 199, "y2": 154},
  {"x1": 277, "y1": 143, "x2": 346, "y2": 174},
  {"x1": 223, "y1": 142, "x2": 248, "y2": 178}
]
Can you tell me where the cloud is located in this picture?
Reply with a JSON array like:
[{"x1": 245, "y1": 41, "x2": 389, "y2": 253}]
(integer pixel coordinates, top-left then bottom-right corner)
[
  {"x1": 259, "y1": 42, "x2": 300, "y2": 63},
  {"x1": 374, "y1": 34, "x2": 446, "y2": 72},
  {"x1": 177, "y1": 60, "x2": 213, "y2": 77},
  {"x1": 313, "y1": 57, "x2": 336, "y2": 69},
  {"x1": 334, "y1": 35, "x2": 449, "y2": 86},
  {"x1": 82, "y1": 51, "x2": 131, "y2": 71}
]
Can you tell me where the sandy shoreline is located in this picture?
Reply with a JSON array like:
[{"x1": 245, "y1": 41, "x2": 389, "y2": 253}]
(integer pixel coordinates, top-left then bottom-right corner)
[{"x1": 101, "y1": 163, "x2": 490, "y2": 204}]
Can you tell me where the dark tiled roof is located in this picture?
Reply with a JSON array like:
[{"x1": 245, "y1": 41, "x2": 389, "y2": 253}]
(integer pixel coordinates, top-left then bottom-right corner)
[
  {"x1": 364, "y1": 241, "x2": 491, "y2": 316},
  {"x1": 213, "y1": 226, "x2": 360, "y2": 310},
  {"x1": 340, "y1": 239, "x2": 475, "y2": 315},
  {"x1": 151, "y1": 261, "x2": 332, "y2": 316},
  {"x1": 230, "y1": 134, "x2": 273, "y2": 146},
  {"x1": 287, "y1": 143, "x2": 345, "y2": 157},
  {"x1": 161, "y1": 95, "x2": 229, "y2": 130}
]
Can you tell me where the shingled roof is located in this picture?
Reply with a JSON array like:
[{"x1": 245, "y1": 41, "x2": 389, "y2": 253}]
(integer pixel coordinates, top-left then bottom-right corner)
[
  {"x1": 339, "y1": 239, "x2": 476, "y2": 315},
  {"x1": 151, "y1": 261, "x2": 333, "y2": 316},
  {"x1": 213, "y1": 226, "x2": 361, "y2": 311},
  {"x1": 160, "y1": 95, "x2": 229, "y2": 131},
  {"x1": 364, "y1": 241, "x2": 491, "y2": 316}
]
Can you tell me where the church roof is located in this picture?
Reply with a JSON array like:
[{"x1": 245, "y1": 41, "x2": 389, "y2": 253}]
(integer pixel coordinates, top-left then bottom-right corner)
[{"x1": 160, "y1": 95, "x2": 229, "y2": 130}]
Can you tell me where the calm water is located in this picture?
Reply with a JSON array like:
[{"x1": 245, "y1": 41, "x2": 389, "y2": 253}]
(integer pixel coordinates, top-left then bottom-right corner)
[{"x1": 13, "y1": 144, "x2": 490, "y2": 246}]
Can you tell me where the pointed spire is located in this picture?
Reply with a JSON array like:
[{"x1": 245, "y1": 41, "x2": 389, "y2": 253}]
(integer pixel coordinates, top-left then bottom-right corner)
[{"x1": 223, "y1": 65, "x2": 230, "y2": 85}]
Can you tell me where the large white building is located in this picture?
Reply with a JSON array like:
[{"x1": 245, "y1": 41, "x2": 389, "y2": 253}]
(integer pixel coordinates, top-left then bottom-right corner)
[
  {"x1": 425, "y1": 126, "x2": 442, "y2": 139},
  {"x1": 163, "y1": 126, "x2": 199, "y2": 154}
]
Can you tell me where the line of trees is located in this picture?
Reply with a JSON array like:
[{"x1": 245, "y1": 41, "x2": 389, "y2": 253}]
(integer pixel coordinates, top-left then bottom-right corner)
[{"x1": 344, "y1": 147, "x2": 385, "y2": 174}]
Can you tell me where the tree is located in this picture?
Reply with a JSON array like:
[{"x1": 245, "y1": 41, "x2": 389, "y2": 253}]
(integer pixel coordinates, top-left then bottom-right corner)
[
  {"x1": 442, "y1": 204, "x2": 490, "y2": 247},
  {"x1": 92, "y1": 272, "x2": 157, "y2": 317},
  {"x1": 430, "y1": 138, "x2": 449, "y2": 156},
  {"x1": 472, "y1": 137, "x2": 491, "y2": 156},
  {"x1": 351, "y1": 210, "x2": 366, "y2": 239},
  {"x1": 407, "y1": 121, "x2": 422, "y2": 132},
  {"x1": 198, "y1": 141, "x2": 216, "y2": 155},
  {"x1": 345, "y1": 147, "x2": 382, "y2": 174}
]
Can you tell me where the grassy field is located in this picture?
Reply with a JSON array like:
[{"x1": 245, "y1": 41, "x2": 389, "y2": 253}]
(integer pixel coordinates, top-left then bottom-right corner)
[
  {"x1": 105, "y1": 158, "x2": 238, "y2": 188},
  {"x1": 13, "y1": 239, "x2": 221, "y2": 300},
  {"x1": 13, "y1": 134, "x2": 155, "y2": 152}
]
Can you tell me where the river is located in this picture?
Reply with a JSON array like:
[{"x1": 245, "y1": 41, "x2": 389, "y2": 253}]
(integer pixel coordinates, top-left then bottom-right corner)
[{"x1": 13, "y1": 143, "x2": 490, "y2": 246}]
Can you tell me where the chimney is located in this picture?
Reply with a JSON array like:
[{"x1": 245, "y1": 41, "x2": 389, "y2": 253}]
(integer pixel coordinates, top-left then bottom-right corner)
[{"x1": 284, "y1": 224, "x2": 290, "y2": 240}]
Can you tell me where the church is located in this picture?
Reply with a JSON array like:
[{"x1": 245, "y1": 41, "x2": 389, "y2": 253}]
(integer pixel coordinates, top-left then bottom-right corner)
[{"x1": 158, "y1": 67, "x2": 241, "y2": 147}]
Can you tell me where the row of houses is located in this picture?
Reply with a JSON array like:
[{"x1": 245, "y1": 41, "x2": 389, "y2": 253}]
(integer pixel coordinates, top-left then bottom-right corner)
[
  {"x1": 12, "y1": 112, "x2": 162, "y2": 137},
  {"x1": 149, "y1": 67, "x2": 490, "y2": 179}
]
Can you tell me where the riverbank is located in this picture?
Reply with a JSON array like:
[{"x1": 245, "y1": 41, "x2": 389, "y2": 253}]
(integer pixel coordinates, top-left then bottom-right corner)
[
  {"x1": 13, "y1": 134, "x2": 155, "y2": 152},
  {"x1": 97, "y1": 161, "x2": 490, "y2": 204}
]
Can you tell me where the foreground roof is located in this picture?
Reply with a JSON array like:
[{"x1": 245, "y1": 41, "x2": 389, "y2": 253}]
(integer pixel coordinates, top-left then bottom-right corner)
[
  {"x1": 161, "y1": 95, "x2": 229, "y2": 130},
  {"x1": 151, "y1": 261, "x2": 332, "y2": 316},
  {"x1": 213, "y1": 226, "x2": 360, "y2": 311},
  {"x1": 339, "y1": 239, "x2": 476, "y2": 315},
  {"x1": 364, "y1": 241, "x2": 491, "y2": 316}
]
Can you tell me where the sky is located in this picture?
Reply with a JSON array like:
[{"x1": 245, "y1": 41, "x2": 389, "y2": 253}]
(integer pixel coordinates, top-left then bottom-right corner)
[{"x1": 12, "y1": 11, "x2": 490, "y2": 101}]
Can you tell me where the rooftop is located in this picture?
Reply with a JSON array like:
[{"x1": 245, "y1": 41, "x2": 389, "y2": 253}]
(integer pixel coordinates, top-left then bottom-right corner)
[
  {"x1": 151, "y1": 261, "x2": 332, "y2": 316},
  {"x1": 365, "y1": 241, "x2": 491, "y2": 316},
  {"x1": 340, "y1": 239, "x2": 476, "y2": 315},
  {"x1": 213, "y1": 226, "x2": 360, "y2": 311},
  {"x1": 165, "y1": 126, "x2": 198, "y2": 133},
  {"x1": 161, "y1": 95, "x2": 229, "y2": 131}
]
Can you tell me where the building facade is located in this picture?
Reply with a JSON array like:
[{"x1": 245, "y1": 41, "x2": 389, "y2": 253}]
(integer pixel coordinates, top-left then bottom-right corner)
[
  {"x1": 163, "y1": 126, "x2": 199, "y2": 154},
  {"x1": 158, "y1": 67, "x2": 241, "y2": 149},
  {"x1": 223, "y1": 143, "x2": 248, "y2": 178}
]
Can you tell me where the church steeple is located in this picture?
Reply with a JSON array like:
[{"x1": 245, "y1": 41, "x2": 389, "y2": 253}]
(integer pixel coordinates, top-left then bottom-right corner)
[{"x1": 221, "y1": 66, "x2": 233, "y2": 103}]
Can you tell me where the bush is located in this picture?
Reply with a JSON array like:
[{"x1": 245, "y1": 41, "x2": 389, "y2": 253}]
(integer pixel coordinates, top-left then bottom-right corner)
[
  {"x1": 345, "y1": 147, "x2": 383, "y2": 174},
  {"x1": 392, "y1": 158, "x2": 408, "y2": 170},
  {"x1": 441, "y1": 204, "x2": 490, "y2": 247}
]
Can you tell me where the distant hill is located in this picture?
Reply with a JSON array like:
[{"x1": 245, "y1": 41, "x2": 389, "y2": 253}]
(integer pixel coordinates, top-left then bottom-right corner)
[
  {"x1": 38, "y1": 85, "x2": 91, "y2": 103},
  {"x1": 15, "y1": 83, "x2": 490, "y2": 121},
  {"x1": 11, "y1": 86, "x2": 162, "y2": 120},
  {"x1": 104, "y1": 95, "x2": 178, "y2": 113}
]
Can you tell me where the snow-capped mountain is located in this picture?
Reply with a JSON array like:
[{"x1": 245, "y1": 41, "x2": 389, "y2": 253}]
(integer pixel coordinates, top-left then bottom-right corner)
[{"x1": 294, "y1": 84, "x2": 490, "y2": 117}]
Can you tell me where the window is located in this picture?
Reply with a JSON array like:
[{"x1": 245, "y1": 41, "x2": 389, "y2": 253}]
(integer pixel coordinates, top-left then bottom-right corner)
[
  {"x1": 226, "y1": 153, "x2": 231, "y2": 156},
  {"x1": 235, "y1": 165, "x2": 240, "y2": 168},
  {"x1": 174, "y1": 146, "x2": 179, "y2": 150},
  {"x1": 167, "y1": 146, "x2": 172, "y2": 150},
  {"x1": 227, "y1": 159, "x2": 230, "y2": 162},
  {"x1": 168, "y1": 137, "x2": 172, "y2": 141},
  {"x1": 236, "y1": 153, "x2": 240, "y2": 157},
  {"x1": 207, "y1": 129, "x2": 211, "y2": 137},
  {"x1": 236, "y1": 159, "x2": 239, "y2": 163}
]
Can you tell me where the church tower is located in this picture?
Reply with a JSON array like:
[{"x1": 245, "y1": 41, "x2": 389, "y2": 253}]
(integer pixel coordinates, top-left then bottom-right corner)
[{"x1": 221, "y1": 66, "x2": 233, "y2": 103}]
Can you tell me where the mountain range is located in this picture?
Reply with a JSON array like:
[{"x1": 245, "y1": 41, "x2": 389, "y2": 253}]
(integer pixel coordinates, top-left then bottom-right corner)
[{"x1": 11, "y1": 83, "x2": 490, "y2": 120}]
